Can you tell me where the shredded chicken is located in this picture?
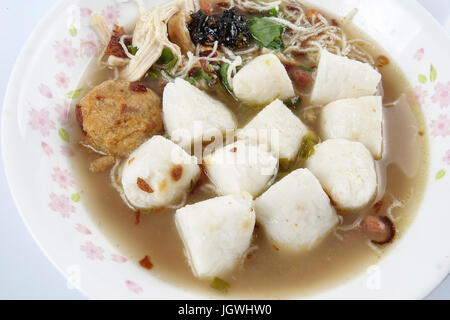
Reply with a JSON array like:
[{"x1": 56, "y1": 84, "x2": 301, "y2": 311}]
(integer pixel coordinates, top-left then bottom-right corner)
[
  {"x1": 107, "y1": 55, "x2": 129, "y2": 67},
  {"x1": 120, "y1": 1, "x2": 182, "y2": 81},
  {"x1": 91, "y1": 14, "x2": 111, "y2": 45}
]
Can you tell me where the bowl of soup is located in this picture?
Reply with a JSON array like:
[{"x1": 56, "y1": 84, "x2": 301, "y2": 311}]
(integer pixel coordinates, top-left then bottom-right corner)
[{"x1": 2, "y1": 0, "x2": 449, "y2": 299}]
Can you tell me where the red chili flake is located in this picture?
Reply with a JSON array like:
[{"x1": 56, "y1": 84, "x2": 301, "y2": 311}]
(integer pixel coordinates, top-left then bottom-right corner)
[
  {"x1": 129, "y1": 82, "x2": 147, "y2": 93},
  {"x1": 286, "y1": 5, "x2": 300, "y2": 11},
  {"x1": 135, "y1": 210, "x2": 141, "y2": 225},
  {"x1": 306, "y1": 9, "x2": 320, "y2": 23},
  {"x1": 105, "y1": 25, "x2": 131, "y2": 58},
  {"x1": 230, "y1": 147, "x2": 237, "y2": 153},
  {"x1": 171, "y1": 165, "x2": 183, "y2": 181},
  {"x1": 199, "y1": 0, "x2": 214, "y2": 15},
  {"x1": 139, "y1": 255, "x2": 153, "y2": 270},
  {"x1": 95, "y1": 95, "x2": 105, "y2": 101},
  {"x1": 216, "y1": 2, "x2": 230, "y2": 9},
  {"x1": 188, "y1": 67, "x2": 201, "y2": 78},
  {"x1": 137, "y1": 178, "x2": 153, "y2": 193},
  {"x1": 331, "y1": 19, "x2": 339, "y2": 26}
]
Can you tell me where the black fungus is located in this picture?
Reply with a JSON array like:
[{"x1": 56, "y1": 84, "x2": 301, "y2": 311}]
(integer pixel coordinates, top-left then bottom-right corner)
[
  {"x1": 218, "y1": 8, "x2": 251, "y2": 49},
  {"x1": 188, "y1": 8, "x2": 250, "y2": 49}
]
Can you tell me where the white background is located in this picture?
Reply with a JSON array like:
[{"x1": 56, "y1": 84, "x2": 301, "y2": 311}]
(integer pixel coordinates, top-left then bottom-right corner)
[{"x1": 0, "y1": 0, "x2": 449, "y2": 300}]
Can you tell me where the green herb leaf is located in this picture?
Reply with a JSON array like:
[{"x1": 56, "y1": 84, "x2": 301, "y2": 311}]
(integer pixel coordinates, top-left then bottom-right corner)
[
  {"x1": 127, "y1": 45, "x2": 138, "y2": 55},
  {"x1": 69, "y1": 25, "x2": 77, "y2": 37},
  {"x1": 299, "y1": 132, "x2": 319, "y2": 161},
  {"x1": 278, "y1": 158, "x2": 291, "y2": 171},
  {"x1": 249, "y1": 17, "x2": 285, "y2": 51},
  {"x1": 58, "y1": 128, "x2": 70, "y2": 143},
  {"x1": 436, "y1": 169, "x2": 446, "y2": 180},
  {"x1": 218, "y1": 63, "x2": 232, "y2": 94},
  {"x1": 157, "y1": 48, "x2": 175, "y2": 65},
  {"x1": 430, "y1": 64, "x2": 437, "y2": 82},
  {"x1": 167, "y1": 57, "x2": 179, "y2": 72},
  {"x1": 210, "y1": 277, "x2": 230, "y2": 293},
  {"x1": 67, "y1": 88, "x2": 83, "y2": 99},
  {"x1": 71, "y1": 193, "x2": 81, "y2": 202},
  {"x1": 418, "y1": 74, "x2": 427, "y2": 84},
  {"x1": 268, "y1": 8, "x2": 278, "y2": 17},
  {"x1": 283, "y1": 96, "x2": 301, "y2": 110},
  {"x1": 146, "y1": 69, "x2": 161, "y2": 79},
  {"x1": 186, "y1": 68, "x2": 214, "y2": 85},
  {"x1": 299, "y1": 65, "x2": 314, "y2": 73},
  {"x1": 190, "y1": 179, "x2": 195, "y2": 190}
]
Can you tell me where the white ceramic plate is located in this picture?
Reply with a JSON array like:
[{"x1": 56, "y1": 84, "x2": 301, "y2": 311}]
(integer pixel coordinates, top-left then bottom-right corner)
[{"x1": 2, "y1": 0, "x2": 450, "y2": 299}]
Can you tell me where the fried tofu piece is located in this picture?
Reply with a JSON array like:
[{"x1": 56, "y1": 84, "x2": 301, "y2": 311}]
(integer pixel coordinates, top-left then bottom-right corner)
[{"x1": 77, "y1": 80, "x2": 163, "y2": 157}]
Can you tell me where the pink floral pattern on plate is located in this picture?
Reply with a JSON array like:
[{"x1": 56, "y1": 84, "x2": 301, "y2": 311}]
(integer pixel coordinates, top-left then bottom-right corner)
[
  {"x1": 55, "y1": 100, "x2": 72, "y2": 126},
  {"x1": 101, "y1": 5, "x2": 120, "y2": 25},
  {"x1": 80, "y1": 33, "x2": 101, "y2": 58},
  {"x1": 80, "y1": 7, "x2": 93, "y2": 18},
  {"x1": 41, "y1": 142, "x2": 54, "y2": 156},
  {"x1": 75, "y1": 224, "x2": 92, "y2": 235},
  {"x1": 51, "y1": 167, "x2": 75, "y2": 189},
  {"x1": 81, "y1": 241, "x2": 105, "y2": 261},
  {"x1": 28, "y1": 109, "x2": 56, "y2": 137},
  {"x1": 53, "y1": 39, "x2": 79, "y2": 67},
  {"x1": 414, "y1": 48, "x2": 424, "y2": 61},
  {"x1": 60, "y1": 146, "x2": 75, "y2": 158},
  {"x1": 112, "y1": 254, "x2": 128, "y2": 263},
  {"x1": 126, "y1": 280, "x2": 143, "y2": 294},
  {"x1": 430, "y1": 115, "x2": 450, "y2": 138},
  {"x1": 55, "y1": 72, "x2": 70, "y2": 89},
  {"x1": 431, "y1": 82, "x2": 450, "y2": 109},
  {"x1": 443, "y1": 150, "x2": 450, "y2": 166},
  {"x1": 38, "y1": 84, "x2": 53, "y2": 99},
  {"x1": 415, "y1": 86, "x2": 428, "y2": 105},
  {"x1": 49, "y1": 193, "x2": 76, "y2": 219}
]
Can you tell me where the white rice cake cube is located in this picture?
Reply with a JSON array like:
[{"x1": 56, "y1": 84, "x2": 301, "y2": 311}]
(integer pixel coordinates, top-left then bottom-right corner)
[
  {"x1": 237, "y1": 99, "x2": 309, "y2": 161},
  {"x1": 175, "y1": 194, "x2": 255, "y2": 279},
  {"x1": 306, "y1": 139, "x2": 377, "y2": 211},
  {"x1": 232, "y1": 53, "x2": 295, "y2": 105},
  {"x1": 163, "y1": 78, "x2": 237, "y2": 149},
  {"x1": 255, "y1": 169, "x2": 338, "y2": 251},
  {"x1": 320, "y1": 96, "x2": 383, "y2": 159},
  {"x1": 121, "y1": 135, "x2": 201, "y2": 210},
  {"x1": 204, "y1": 141, "x2": 278, "y2": 197},
  {"x1": 310, "y1": 50, "x2": 382, "y2": 105}
]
